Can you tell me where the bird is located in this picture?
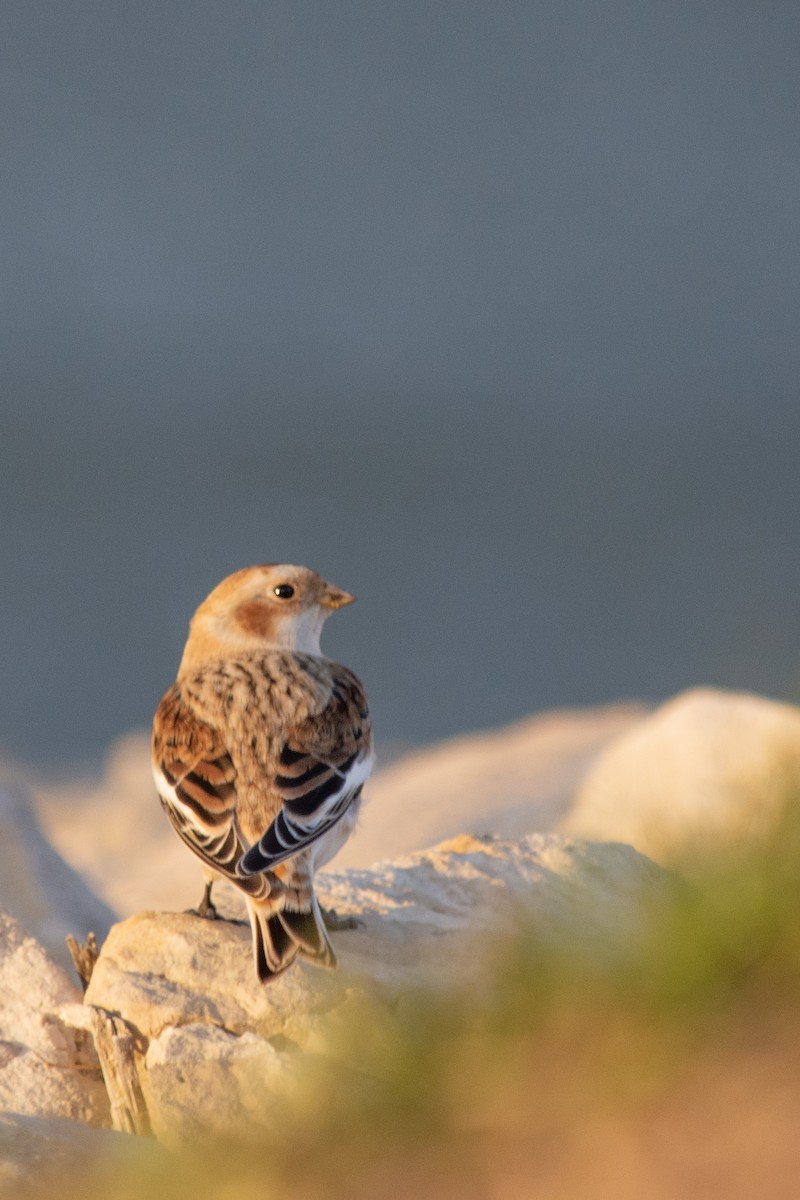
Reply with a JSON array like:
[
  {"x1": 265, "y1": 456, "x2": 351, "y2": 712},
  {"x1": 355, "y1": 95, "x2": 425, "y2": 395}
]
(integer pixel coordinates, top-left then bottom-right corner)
[{"x1": 151, "y1": 564, "x2": 374, "y2": 982}]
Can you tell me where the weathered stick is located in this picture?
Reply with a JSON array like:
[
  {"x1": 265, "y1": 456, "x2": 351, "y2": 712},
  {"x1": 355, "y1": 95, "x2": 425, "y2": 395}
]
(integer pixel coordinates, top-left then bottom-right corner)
[
  {"x1": 87, "y1": 1008, "x2": 151, "y2": 1136},
  {"x1": 66, "y1": 931, "x2": 99, "y2": 992},
  {"x1": 61, "y1": 1000, "x2": 150, "y2": 1135}
]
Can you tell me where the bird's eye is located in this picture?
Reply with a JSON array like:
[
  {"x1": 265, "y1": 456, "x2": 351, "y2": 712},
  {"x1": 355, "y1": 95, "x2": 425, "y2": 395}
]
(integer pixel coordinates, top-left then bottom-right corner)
[{"x1": 273, "y1": 584, "x2": 295, "y2": 599}]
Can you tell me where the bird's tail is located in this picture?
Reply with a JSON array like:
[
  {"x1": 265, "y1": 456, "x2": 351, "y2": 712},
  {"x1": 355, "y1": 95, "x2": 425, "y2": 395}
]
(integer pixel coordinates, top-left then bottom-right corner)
[{"x1": 247, "y1": 896, "x2": 337, "y2": 982}]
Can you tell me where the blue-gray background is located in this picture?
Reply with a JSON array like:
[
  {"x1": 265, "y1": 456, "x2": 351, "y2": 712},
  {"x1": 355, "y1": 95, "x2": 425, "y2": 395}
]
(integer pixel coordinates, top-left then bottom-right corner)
[{"x1": 3, "y1": 1, "x2": 799, "y2": 768}]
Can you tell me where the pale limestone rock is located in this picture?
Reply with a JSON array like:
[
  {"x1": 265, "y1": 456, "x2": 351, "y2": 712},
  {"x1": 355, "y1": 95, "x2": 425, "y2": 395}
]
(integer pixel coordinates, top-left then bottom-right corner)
[
  {"x1": 320, "y1": 833, "x2": 666, "y2": 990},
  {"x1": 564, "y1": 688, "x2": 800, "y2": 865},
  {"x1": 0, "y1": 784, "x2": 116, "y2": 969},
  {"x1": 143, "y1": 1024, "x2": 295, "y2": 1143},
  {"x1": 0, "y1": 914, "x2": 110, "y2": 1125},
  {"x1": 86, "y1": 835, "x2": 666, "y2": 1035},
  {"x1": 334, "y1": 703, "x2": 648, "y2": 869},
  {"x1": 0, "y1": 914, "x2": 90, "y2": 1063},
  {"x1": 86, "y1": 908, "x2": 359, "y2": 1046},
  {"x1": 83, "y1": 834, "x2": 669, "y2": 1144},
  {"x1": 0, "y1": 1045, "x2": 107, "y2": 1127},
  {"x1": 0, "y1": 1112, "x2": 159, "y2": 1190}
]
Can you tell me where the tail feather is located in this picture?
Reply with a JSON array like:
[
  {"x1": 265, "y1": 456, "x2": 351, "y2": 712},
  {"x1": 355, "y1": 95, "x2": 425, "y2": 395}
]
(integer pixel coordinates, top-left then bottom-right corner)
[
  {"x1": 279, "y1": 899, "x2": 337, "y2": 968},
  {"x1": 250, "y1": 906, "x2": 298, "y2": 979},
  {"x1": 248, "y1": 898, "x2": 336, "y2": 982}
]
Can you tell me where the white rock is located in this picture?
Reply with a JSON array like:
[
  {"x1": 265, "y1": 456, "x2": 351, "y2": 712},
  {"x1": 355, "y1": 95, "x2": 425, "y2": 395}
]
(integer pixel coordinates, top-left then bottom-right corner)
[
  {"x1": 85, "y1": 908, "x2": 361, "y2": 1046},
  {"x1": 0, "y1": 1113, "x2": 144, "y2": 1190},
  {"x1": 564, "y1": 688, "x2": 800, "y2": 865},
  {"x1": 0, "y1": 1045, "x2": 107, "y2": 1128},
  {"x1": 0, "y1": 914, "x2": 109, "y2": 1125},
  {"x1": 86, "y1": 834, "x2": 666, "y2": 1034},
  {"x1": 84, "y1": 833, "x2": 669, "y2": 1143},
  {"x1": 321, "y1": 832, "x2": 666, "y2": 990},
  {"x1": 143, "y1": 1024, "x2": 296, "y2": 1144},
  {"x1": 0, "y1": 914, "x2": 94, "y2": 1065},
  {"x1": 338, "y1": 703, "x2": 647, "y2": 869}
]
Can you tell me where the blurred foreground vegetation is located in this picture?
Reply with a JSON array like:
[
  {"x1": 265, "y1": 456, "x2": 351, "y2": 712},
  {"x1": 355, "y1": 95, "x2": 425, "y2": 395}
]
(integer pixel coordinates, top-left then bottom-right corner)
[{"x1": 20, "y1": 815, "x2": 800, "y2": 1200}]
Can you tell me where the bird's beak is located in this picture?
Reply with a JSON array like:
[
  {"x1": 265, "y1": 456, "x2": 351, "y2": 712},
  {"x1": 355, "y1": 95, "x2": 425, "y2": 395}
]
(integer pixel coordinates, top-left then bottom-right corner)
[{"x1": 320, "y1": 582, "x2": 357, "y2": 609}]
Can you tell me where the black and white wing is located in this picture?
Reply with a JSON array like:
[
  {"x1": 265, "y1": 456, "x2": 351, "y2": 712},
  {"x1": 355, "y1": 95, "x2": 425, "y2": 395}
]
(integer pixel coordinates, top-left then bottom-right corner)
[{"x1": 152, "y1": 683, "x2": 271, "y2": 901}]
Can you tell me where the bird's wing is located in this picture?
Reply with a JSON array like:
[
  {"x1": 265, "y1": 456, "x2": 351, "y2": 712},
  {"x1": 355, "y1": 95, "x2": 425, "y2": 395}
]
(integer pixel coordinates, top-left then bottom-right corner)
[
  {"x1": 238, "y1": 668, "x2": 373, "y2": 876},
  {"x1": 152, "y1": 684, "x2": 270, "y2": 900}
]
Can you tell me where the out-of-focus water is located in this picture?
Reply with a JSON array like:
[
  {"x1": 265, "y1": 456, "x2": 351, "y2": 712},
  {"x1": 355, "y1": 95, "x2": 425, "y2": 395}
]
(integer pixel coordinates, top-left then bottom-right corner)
[{"x1": 3, "y1": 1, "x2": 799, "y2": 766}]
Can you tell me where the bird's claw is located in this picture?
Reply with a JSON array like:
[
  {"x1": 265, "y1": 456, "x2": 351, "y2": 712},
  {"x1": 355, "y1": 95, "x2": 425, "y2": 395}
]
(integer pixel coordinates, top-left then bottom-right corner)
[
  {"x1": 320, "y1": 905, "x2": 362, "y2": 932},
  {"x1": 189, "y1": 882, "x2": 219, "y2": 920}
]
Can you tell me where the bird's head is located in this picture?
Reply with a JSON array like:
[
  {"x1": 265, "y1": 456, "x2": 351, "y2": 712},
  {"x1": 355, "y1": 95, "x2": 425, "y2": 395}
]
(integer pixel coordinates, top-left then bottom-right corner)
[{"x1": 178, "y1": 564, "x2": 356, "y2": 674}]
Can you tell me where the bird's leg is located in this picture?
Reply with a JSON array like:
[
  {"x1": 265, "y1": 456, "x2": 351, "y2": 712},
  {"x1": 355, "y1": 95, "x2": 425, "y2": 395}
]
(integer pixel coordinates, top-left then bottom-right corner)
[
  {"x1": 319, "y1": 905, "x2": 361, "y2": 931},
  {"x1": 189, "y1": 879, "x2": 219, "y2": 920}
]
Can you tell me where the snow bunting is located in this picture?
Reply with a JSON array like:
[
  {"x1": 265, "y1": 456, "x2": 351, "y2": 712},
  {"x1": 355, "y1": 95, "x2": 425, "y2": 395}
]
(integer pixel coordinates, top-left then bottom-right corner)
[{"x1": 151, "y1": 564, "x2": 373, "y2": 982}]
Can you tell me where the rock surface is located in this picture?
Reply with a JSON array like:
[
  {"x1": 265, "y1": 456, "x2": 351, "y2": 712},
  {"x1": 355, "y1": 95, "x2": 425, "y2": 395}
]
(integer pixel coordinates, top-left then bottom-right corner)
[
  {"x1": 564, "y1": 688, "x2": 800, "y2": 865},
  {"x1": 0, "y1": 913, "x2": 110, "y2": 1127},
  {"x1": 0, "y1": 1113, "x2": 146, "y2": 1191},
  {"x1": 339, "y1": 702, "x2": 648, "y2": 870},
  {"x1": 83, "y1": 833, "x2": 669, "y2": 1144},
  {"x1": 0, "y1": 782, "x2": 116, "y2": 969}
]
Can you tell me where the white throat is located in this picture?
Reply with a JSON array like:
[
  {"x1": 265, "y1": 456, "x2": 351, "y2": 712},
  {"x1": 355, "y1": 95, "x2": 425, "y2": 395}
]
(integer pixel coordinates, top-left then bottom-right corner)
[{"x1": 272, "y1": 608, "x2": 327, "y2": 655}]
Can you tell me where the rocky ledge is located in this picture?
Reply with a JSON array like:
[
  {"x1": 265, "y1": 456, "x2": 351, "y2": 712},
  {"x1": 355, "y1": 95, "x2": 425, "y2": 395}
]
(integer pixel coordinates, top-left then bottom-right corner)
[{"x1": 59, "y1": 832, "x2": 668, "y2": 1146}]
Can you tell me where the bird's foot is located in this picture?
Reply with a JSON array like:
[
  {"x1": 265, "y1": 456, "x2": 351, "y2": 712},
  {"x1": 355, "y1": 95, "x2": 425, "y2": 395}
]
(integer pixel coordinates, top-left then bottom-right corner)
[
  {"x1": 188, "y1": 881, "x2": 220, "y2": 920},
  {"x1": 320, "y1": 905, "x2": 362, "y2": 932}
]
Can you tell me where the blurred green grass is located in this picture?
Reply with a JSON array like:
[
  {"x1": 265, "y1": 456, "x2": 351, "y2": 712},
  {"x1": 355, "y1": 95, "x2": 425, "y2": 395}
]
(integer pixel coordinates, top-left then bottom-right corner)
[{"x1": 18, "y1": 810, "x2": 800, "y2": 1200}]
